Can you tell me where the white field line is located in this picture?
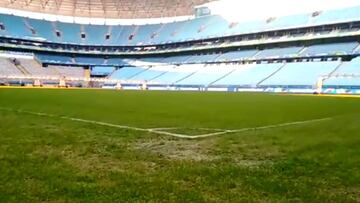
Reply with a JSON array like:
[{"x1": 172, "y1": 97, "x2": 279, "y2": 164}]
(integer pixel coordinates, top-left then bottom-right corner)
[
  {"x1": 192, "y1": 117, "x2": 332, "y2": 139},
  {"x1": 148, "y1": 127, "x2": 179, "y2": 131},
  {"x1": 0, "y1": 107, "x2": 332, "y2": 139},
  {"x1": 0, "y1": 107, "x2": 190, "y2": 137}
]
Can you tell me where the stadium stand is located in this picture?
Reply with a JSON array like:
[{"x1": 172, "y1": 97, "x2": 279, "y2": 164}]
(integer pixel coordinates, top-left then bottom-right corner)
[
  {"x1": 255, "y1": 47, "x2": 303, "y2": 59},
  {"x1": 36, "y1": 54, "x2": 73, "y2": 64},
  {"x1": 213, "y1": 63, "x2": 285, "y2": 87},
  {"x1": 0, "y1": 56, "x2": 84, "y2": 79},
  {"x1": 91, "y1": 66, "x2": 115, "y2": 77},
  {"x1": 50, "y1": 66, "x2": 85, "y2": 78},
  {"x1": 151, "y1": 66, "x2": 197, "y2": 84},
  {"x1": 16, "y1": 58, "x2": 59, "y2": 77},
  {"x1": 176, "y1": 64, "x2": 234, "y2": 86},
  {"x1": 110, "y1": 67, "x2": 150, "y2": 80},
  {"x1": 0, "y1": 4, "x2": 360, "y2": 93},
  {"x1": 324, "y1": 57, "x2": 360, "y2": 87},
  {"x1": 301, "y1": 42, "x2": 359, "y2": 56},
  {"x1": 1, "y1": 6, "x2": 360, "y2": 46},
  {"x1": 0, "y1": 57, "x2": 23, "y2": 76},
  {"x1": 215, "y1": 50, "x2": 259, "y2": 62},
  {"x1": 260, "y1": 61, "x2": 341, "y2": 87}
]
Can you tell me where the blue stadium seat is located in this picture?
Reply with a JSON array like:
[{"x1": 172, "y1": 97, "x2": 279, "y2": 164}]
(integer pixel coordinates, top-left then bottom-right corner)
[
  {"x1": 324, "y1": 57, "x2": 360, "y2": 86},
  {"x1": 76, "y1": 56, "x2": 105, "y2": 65},
  {"x1": 110, "y1": 67, "x2": 149, "y2": 80},
  {"x1": 256, "y1": 47, "x2": 303, "y2": 58},
  {"x1": 214, "y1": 63, "x2": 284, "y2": 86},
  {"x1": 323, "y1": 78, "x2": 360, "y2": 86},
  {"x1": 116, "y1": 25, "x2": 137, "y2": 46},
  {"x1": 312, "y1": 6, "x2": 360, "y2": 25},
  {"x1": 229, "y1": 20, "x2": 267, "y2": 35},
  {"x1": 154, "y1": 21, "x2": 188, "y2": 44},
  {"x1": 91, "y1": 66, "x2": 115, "y2": 76},
  {"x1": 56, "y1": 22, "x2": 82, "y2": 44},
  {"x1": 260, "y1": 61, "x2": 340, "y2": 86},
  {"x1": 131, "y1": 24, "x2": 162, "y2": 45},
  {"x1": 187, "y1": 54, "x2": 220, "y2": 63},
  {"x1": 130, "y1": 68, "x2": 167, "y2": 81},
  {"x1": 267, "y1": 14, "x2": 310, "y2": 30},
  {"x1": 0, "y1": 14, "x2": 32, "y2": 38},
  {"x1": 26, "y1": 18, "x2": 59, "y2": 42},
  {"x1": 176, "y1": 65, "x2": 234, "y2": 86},
  {"x1": 161, "y1": 55, "x2": 192, "y2": 64},
  {"x1": 333, "y1": 57, "x2": 360, "y2": 75},
  {"x1": 152, "y1": 69, "x2": 195, "y2": 84},
  {"x1": 1, "y1": 5, "x2": 360, "y2": 46},
  {"x1": 104, "y1": 26, "x2": 124, "y2": 45},
  {"x1": 84, "y1": 24, "x2": 109, "y2": 45},
  {"x1": 195, "y1": 16, "x2": 230, "y2": 38},
  {"x1": 36, "y1": 54, "x2": 73, "y2": 64},
  {"x1": 107, "y1": 58, "x2": 135, "y2": 66},
  {"x1": 216, "y1": 50, "x2": 258, "y2": 62},
  {"x1": 301, "y1": 42, "x2": 359, "y2": 56}
]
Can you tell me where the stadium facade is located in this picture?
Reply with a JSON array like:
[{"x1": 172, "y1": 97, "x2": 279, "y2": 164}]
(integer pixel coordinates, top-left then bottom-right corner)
[{"x1": 0, "y1": 2, "x2": 359, "y2": 94}]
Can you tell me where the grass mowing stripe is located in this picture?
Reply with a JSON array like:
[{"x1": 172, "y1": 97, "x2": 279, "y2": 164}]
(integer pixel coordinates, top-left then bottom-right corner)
[{"x1": 0, "y1": 107, "x2": 332, "y2": 139}]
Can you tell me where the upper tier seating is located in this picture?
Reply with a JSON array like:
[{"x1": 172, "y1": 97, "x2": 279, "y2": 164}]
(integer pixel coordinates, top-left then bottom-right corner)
[
  {"x1": 1, "y1": 6, "x2": 360, "y2": 46},
  {"x1": 35, "y1": 41, "x2": 359, "y2": 66},
  {"x1": 311, "y1": 6, "x2": 360, "y2": 25}
]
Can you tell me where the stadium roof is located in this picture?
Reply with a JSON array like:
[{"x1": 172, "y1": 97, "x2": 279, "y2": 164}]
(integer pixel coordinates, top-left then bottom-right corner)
[{"x1": 0, "y1": 0, "x2": 213, "y2": 19}]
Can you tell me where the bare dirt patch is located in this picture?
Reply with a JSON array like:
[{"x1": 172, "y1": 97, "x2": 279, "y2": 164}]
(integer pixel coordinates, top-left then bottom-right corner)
[{"x1": 134, "y1": 138, "x2": 217, "y2": 161}]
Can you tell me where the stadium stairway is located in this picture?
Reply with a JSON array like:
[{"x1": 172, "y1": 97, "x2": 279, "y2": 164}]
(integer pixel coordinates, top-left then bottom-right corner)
[
  {"x1": 131, "y1": 68, "x2": 168, "y2": 82},
  {"x1": 125, "y1": 67, "x2": 152, "y2": 80},
  {"x1": 13, "y1": 60, "x2": 31, "y2": 75},
  {"x1": 151, "y1": 23, "x2": 166, "y2": 43},
  {"x1": 327, "y1": 61, "x2": 344, "y2": 77},
  {"x1": 170, "y1": 67, "x2": 201, "y2": 85},
  {"x1": 256, "y1": 63, "x2": 287, "y2": 86},
  {"x1": 105, "y1": 68, "x2": 117, "y2": 79},
  {"x1": 259, "y1": 61, "x2": 341, "y2": 87},
  {"x1": 208, "y1": 68, "x2": 237, "y2": 86},
  {"x1": 298, "y1": 47, "x2": 308, "y2": 56},
  {"x1": 353, "y1": 44, "x2": 360, "y2": 54},
  {"x1": 148, "y1": 71, "x2": 169, "y2": 82}
]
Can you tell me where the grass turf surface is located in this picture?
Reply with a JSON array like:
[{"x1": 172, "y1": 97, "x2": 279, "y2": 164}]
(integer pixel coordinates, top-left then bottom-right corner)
[{"x1": 0, "y1": 88, "x2": 360, "y2": 202}]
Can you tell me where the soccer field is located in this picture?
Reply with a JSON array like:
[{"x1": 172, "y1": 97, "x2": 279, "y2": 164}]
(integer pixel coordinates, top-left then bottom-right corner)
[{"x1": 0, "y1": 89, "x2": 360, "y2": 202}]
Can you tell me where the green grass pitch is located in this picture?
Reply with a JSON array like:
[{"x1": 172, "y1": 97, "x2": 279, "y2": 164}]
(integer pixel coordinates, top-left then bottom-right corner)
[{"x1": 0, "y1": 88, "x2": 360, "y2": 202}]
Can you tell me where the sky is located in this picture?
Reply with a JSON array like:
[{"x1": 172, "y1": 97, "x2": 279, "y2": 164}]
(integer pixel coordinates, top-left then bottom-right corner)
[{"x1": 208, "y1": 0, "x2": 360, "y2": 21}]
